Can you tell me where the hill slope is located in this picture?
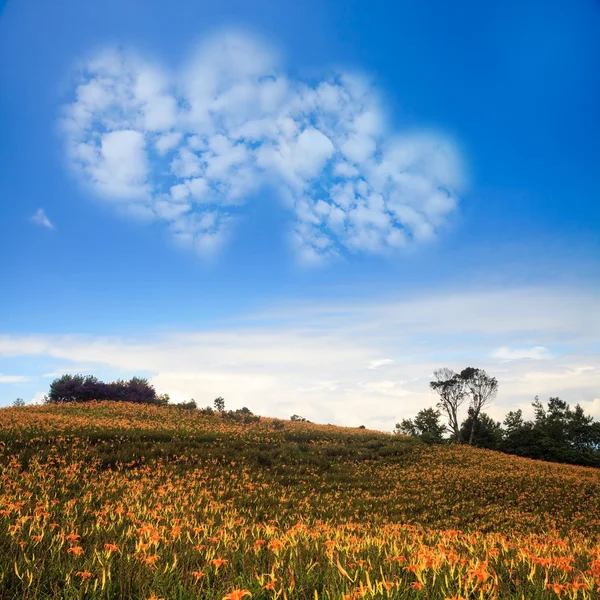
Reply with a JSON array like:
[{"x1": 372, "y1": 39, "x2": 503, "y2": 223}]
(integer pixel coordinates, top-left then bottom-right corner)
[{"x1": 1, "y1": 402, "x2": 599, "y2": 599}]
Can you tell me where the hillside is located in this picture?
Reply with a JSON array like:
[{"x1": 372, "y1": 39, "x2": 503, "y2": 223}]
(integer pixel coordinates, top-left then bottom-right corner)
[{"x1": 1, "y1": 402, "x2": 600, "y2": 599}]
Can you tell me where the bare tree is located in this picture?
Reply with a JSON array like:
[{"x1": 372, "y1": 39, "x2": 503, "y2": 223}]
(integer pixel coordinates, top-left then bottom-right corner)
[
  {"x1": 429, "y1": 368, "x2": 465, "y2": 443},
  {"x1": 459, "y1": 367, "x2": 498, "y2": 445}
]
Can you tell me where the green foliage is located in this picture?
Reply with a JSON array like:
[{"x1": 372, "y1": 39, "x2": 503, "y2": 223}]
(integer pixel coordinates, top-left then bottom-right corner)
[
  {"x1": 171, "y1": 399, "x2": 197, "y2": 410},
  {"x1": 395, "y1": 408, "x2": 446, "y2": 444},
  {"x1": 403, "y1": 395, "x2": 600, "y2": 467},
  {"x1": 290, "y1": 414, "x2": 311, "y2": 422},
  {"x1": 501, "y1": 396, "x2": 600, "y2": 467},
  {"x1": 213, "y1": 396, "x2": 225, "y2": 412},
  {"x1": 460, "y1": 410, "x2": 503, "y2": 450},
  {"x1": 13, "y1": 398, "x2": 25, "y2": 407}
]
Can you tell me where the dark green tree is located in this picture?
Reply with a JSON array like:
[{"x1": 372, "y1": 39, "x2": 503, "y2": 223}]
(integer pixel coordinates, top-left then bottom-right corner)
[
  {"x1": 395, "y1": 408, "x2": 446, "y2": 444},
  {"x1": 460, "y1": 410, "x2": 503, "y2": 450}
]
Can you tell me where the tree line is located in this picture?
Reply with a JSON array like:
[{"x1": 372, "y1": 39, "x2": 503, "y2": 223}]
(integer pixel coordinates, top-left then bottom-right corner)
[
  {"x1": 396, "y1": 366, "x2": 600, "y2": 468},
  {"x1": 45, "y1": 374, "x2": 171, "y2": 406}
]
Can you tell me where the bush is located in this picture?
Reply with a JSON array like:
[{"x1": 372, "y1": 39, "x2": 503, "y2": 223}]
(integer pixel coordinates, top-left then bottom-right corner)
[
  {"x1": 290, "y1": 414, "x2": 311, "y2": 423},
  {"x1": 46, "y1": 374, "x2": 163, "y2": 406},
  {"x1": 173, "y1": 400, "x2": 197, "y2": 410}
]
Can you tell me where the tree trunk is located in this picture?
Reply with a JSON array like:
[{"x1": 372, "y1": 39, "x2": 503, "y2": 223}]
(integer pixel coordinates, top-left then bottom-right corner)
[{"x1": 469, "y1": 412, "x2": 477, "y2": 445}]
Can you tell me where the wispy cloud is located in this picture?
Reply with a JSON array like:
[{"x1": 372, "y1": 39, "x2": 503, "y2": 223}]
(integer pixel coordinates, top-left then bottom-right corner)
[
  {"x1": 0, "y1": 285, "x2": 598, "y2": 428},
  {"x1": 59, "y1": 29, "x2": 464, "y2": 264},
  {"x1": 492, "y1": 346, "x2": 551, "y2": 361},
  {"x1": 31, "y1": 208, "x2": 54, "y2": 229},
  {"x1": 368, "y1": 358, "x2": 395, "y2": 369},
  {"x1": 0, "y1": 374, "x2": 31, "y2": 383}
]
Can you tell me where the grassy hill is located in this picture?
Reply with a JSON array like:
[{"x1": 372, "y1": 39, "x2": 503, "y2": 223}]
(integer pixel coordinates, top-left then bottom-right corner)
[{"x1": 1, "y1": 402, "x2": 600, "y2": 599}]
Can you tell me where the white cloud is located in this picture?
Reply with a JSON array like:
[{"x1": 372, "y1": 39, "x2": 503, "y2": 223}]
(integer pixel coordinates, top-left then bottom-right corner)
[
  {"x1": 1, "y1": 285, "x2": 598, "y2": 429},
  {"x1": 368, "y1": 358, "x2": 395, "y2": 369},
  {"x1": 155, "y1": 131, "x2": 183, "y2": 155},
  {"x1": 0, "y1": 374, "x2": 31, "y2": 383},
  {"x1": 28, "y1": 392, "x2": 47, "y2": 405},
  {"x1": 31, "y1": 208, "x2": 54, "y2": 229},
  {"x1": 59, "y1": 30, "x2": 465, "y2": 263},
  {"x1": 492, "y1": 346, "x2": 551, "y2": 361}
]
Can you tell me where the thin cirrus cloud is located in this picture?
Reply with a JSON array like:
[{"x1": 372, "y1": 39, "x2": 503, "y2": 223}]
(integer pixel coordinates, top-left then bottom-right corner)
[
  {"x1": 31, "y1": 208, "x2": 54, "y2": 229},
  {"x1": 1, "y1": 285, "x2": 599, "y2": 426},
  {"x1": 59, "y1": 29, "x2": 465, "y2": 264},
  {"x1": 0, "y1": 374, "x2": 31, "y2": 383},
  {"x1": 492, "y1": 346, "x2": 552, "y2": 361}
]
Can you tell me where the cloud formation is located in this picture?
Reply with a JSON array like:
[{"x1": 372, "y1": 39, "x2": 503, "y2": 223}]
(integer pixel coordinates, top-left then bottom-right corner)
[
  {"x1": 492, "y1": 346, "x2": 551, "y2": 361},
  {"x1": 0, "y1": 374, "x2": 31, "y2": 383},
  {"x1": 1, "y1": 285, "x2": 598, "y2": 428},
  {"x1": 31, "y1": 208, "x2": 54, "y2": 229},
  {"x1": 60, "y1": 30, "x2": 464, "y2": 263}
]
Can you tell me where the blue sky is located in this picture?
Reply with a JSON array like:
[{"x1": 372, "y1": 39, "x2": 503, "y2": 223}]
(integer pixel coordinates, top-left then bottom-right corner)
[{"x1": 0, "y1": 0, "x2": 599, "y2": 429}]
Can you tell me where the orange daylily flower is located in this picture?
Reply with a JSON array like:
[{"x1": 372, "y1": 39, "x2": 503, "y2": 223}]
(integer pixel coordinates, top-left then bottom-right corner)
[
  {"x1": 210, "y1": 558, "x2": 229, "y2": 570},
  {"x1": 222, "y1": 589, "x2": 252, "y2": 600}
]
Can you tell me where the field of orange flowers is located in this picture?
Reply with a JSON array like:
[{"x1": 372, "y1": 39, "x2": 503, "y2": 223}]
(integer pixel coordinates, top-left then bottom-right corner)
[{"x1": 1, "y1": 402, "x2": 600, "y2": 599}]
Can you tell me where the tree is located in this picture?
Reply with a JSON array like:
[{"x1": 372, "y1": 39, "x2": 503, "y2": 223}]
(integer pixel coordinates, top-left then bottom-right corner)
[
  {"x1": 395, "y1": 408, "x2": 446, "y2": 444},
  {"x1": 395, "y1": 418, "x2": 417, "y2": 437},
  {"x1": 460, "y1": 410, "x2": 502, "y2": 449},
  {"x1": 429, "y1": 368, "x2": 466, "y2": 443},
  {"x1": 174, "y1": 399, "x2": 197, "y2": 410},
  {"x1": 498, "y1": 396, "x2": 600, "y2": 467},
  {"x1": 48, "y1": 374, "x2": 86, "y2": 403},
  {"x1": 503, "y1": 409, "x2": 524, "y2": 435},
  {"x1": 459, "y1": 368, "x2": 498, "y2": 445},
  {"x1": 46, "y1": 374, "x2": 162, "y2": 405},
  {"x1": 125, "y1": 377, "x2": 158, "y2": 404},
  {"x1": 13, "y1": 398, "x2": 25, "y2": 407},
  {"x1": 290, "y1": 414, "x2": 308, "y2": 422},
  {"x1": 214, "y1": 396, "x2": 225, "y2": 412}
]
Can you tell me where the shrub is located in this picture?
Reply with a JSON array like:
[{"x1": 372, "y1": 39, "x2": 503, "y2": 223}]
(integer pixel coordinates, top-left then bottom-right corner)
[{"x1": 46, "y1": 374, "x2": 163, "y2": 405}]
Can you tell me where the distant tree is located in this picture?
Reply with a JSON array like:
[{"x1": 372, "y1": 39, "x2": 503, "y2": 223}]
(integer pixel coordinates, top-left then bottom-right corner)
[
  {"x1": 395, "y1": 418, "x2": 417, "y2": 437},
  {"x1": 48, "y1": 374, "x2": 86, "y2": 403},
  {"x1": 459, "y1": 368, "x2": 498, "y2": 445},
  {"x1": 290, "y1": 414, "x2": 308, "y2": 422},
  {"x1": 214, "y1": 397, "x2": 225, "y2": 412},
  {"x1": 46, "y1": 374, "x2": 162, "y2": 405},
  {"x1": 429, "y1": 368, "x2": 466, "y2": 443},
  {"x1": 498, "y1": 396, "x2": 600, "y2": 467},
  {"x1": 175, "y1": 399, "x2": 197, "y2": 410},
  {"x1": 125, "y1": 377, "x2": 158, "y2": 404},
  {"x1": 395, "y1": 408, "x2": 446, "y2": 444},
  {"x1": 460, "y1": 410, "x2": 503, "y2": 450},
  {"x1": 13, "y1": 398, "x2": 25, "y2": 407},
  {"x1": 156, "y1": 393, "x2": 170, "y2": 406},
  {"x1": 503, "y1": 409, "x2": 524, "y2": 435}
]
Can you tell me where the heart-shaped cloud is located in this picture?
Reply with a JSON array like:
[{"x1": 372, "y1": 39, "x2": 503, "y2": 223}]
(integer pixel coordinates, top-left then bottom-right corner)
[{"x1": 59, "y1": 29, "x2": 465, "y2": 264}]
